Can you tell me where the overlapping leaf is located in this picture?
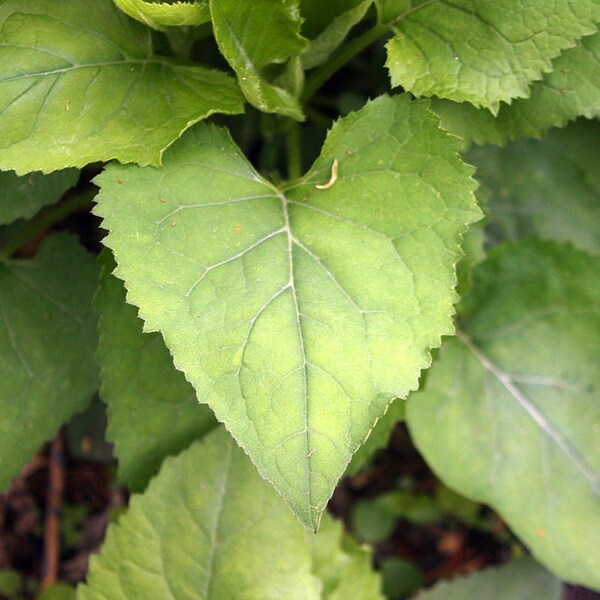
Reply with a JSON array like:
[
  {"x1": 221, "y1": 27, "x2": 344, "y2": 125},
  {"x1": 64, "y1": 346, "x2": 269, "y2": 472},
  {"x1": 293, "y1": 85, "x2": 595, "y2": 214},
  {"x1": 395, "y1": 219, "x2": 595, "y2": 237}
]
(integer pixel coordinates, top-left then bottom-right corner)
[
  {"x1": 467, "y1": 120, "x2": 600, "y2": 254},
  {"x1": 433, "y1": 31, "x2": 600, "y2": 145},
  {"x1": 77, "y1": 428, "x2": 382, "y2": 600},
  {"x1": 300, "y1": 0, "x2": 373, "y2": 69},
  {"x1": 415, "y1": 559, "x2": 561, "y2": 600},
  {"x1": 210, "y1": 0, "x2": 307, "y2": 119},
  {"x1": 0, "y1": 169, "x2": 78, "y2": 225},
  {"x1": 95, "y1": 252, "x2": 217, "y2": 492},
  {"x1": 113, "y1": 0, "x2": 210, "y2": 29},
  {"x1": 0, "y1": 235, "x2": 98, "y2": 489},
  {"x1": 94, "y1": 94, "x2": 480, "y2": 529},
  {"x1": 384, "y1": 0, "x2": 600, "y2": 111},
  {"x1": 406, "y1": 241, "x2": 600, "y2": 588},
  {"x1": 0, "y1": 0, "x2": 243, "y2": 175}
]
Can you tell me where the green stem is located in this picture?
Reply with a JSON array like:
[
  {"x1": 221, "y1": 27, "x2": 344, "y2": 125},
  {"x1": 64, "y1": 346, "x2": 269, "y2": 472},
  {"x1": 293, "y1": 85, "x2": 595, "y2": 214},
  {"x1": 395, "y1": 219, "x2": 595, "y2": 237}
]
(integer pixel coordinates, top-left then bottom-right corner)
[
  {"x1": 301, "y1": 23, "x2": 391, "y2": 104},
  {"x1": 0, "y1": 189, "x2": 95, "y2": 262},
  {"x1": 286, "y1": 120, "x2": 302, "y2": 180}
]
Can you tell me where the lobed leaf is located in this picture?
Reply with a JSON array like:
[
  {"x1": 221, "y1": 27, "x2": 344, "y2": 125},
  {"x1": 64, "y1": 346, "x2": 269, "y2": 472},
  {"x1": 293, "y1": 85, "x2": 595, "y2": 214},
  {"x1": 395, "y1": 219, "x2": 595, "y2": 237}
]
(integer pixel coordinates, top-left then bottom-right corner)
[
  {"x1": 95, "y1": 251, "x2": 218, "y2": 492},
  {"x1": 77, "y1": 427, "x2": 382, "y2": 600},
  {"x1": 94, "y1": 94, "x2": 481, "y2": 529},
  {"x1": 0, "y1": 0, "x2": 243, "y2": 175},
  {"x1": 0, "y1": 169, "x2": 78, "y2": 225},
  {"x1": 0, "y1": 235, "x2": 98, "y2": 489},
  {"x1": 414, "y1": 558, "x2": 562, "y2": 600},
  {"x1": 384, "y1": 0, "x2": 600, "y2": 111},
  {"x1": 210, "y1": 0, "x2": 307, "y2": 120},
  {"x1": 433, "y1": 30, "x2": 600, "y2": 145},
  {"x1": 113, "y1": 0, "x2": 211, "y2": 30},
  {"x1": 467, "y1": 119, "x2": 600, "y2": 254},
  {"x1": 406, "y1": 240, "x2": 600, "y2": 589}
]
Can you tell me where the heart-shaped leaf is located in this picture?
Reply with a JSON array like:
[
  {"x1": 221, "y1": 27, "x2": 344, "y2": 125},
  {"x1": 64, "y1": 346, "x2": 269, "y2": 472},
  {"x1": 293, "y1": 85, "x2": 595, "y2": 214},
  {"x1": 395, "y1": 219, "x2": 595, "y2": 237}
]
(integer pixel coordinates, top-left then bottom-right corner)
[{"x1": 94, "y1": 94, "x2": 481, "y2": 528}]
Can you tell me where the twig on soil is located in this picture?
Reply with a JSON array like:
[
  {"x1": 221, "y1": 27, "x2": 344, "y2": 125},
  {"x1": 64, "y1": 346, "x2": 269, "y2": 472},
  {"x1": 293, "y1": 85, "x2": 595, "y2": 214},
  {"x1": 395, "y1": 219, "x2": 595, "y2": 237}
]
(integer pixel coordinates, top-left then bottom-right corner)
[{"x1": 41, "y1": 430, "x2": 65, "y2": 588}]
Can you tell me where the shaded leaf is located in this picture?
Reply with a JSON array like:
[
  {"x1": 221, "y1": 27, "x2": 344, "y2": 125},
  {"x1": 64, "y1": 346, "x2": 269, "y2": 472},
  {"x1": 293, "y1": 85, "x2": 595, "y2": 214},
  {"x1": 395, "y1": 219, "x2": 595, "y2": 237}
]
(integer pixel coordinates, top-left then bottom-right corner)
[
  {"x1": 407, "y1": 240, "x2": 600, "y2": 588},
  {"x1": 0, "y1": 235, "x2": 98, "y2": 489},
  {"x1": 210, "y1": 0, "x2": 306, "y2": 119},
  {"x1": 77, "y1": 427, "x2": 381, "y2": 600},
  {"x1": 385, "y1": 0, "x2": 600, "y2": 111},
  {"x1": 414, "y1": 558, "x2": 562, "y2": 600},
  {"x1": 433, "y1": 31, "x2": 600, "y2": 145},
  {"x1": 94, "y1": 94, "x2": 481, "y2": 529},
  {"x1": 0, "y1": 0, "x2": 243, "y2": 175},
  {"x1": 113, "y1": 0, "x2": 210, "y2": 29},
  {"x1": 95, "y1": 251, "x2": 217, "y2": 492},
  {"x1": 0, "y1": 169, "x2": 78, "y2": 225},
  {"x1": 467, "y1": 120, "x2": 600, "y2": 254},
  {"x1": 301, "y1": 0, "x2": 373, "y2": 69}
]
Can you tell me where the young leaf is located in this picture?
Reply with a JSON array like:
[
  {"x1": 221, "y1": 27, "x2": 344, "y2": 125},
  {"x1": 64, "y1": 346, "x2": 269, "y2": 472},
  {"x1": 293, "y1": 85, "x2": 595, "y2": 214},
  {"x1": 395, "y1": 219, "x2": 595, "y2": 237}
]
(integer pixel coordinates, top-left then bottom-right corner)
[
  {"x1": 113, "y1": 0, "x2": 210, "y2": 30},
  {"x1": 406, "y1": 241, "x2": 600, "y2": 589},
  {"x1": 384, "y1": 0, "x2": 600, "y2": 111},
  {"x1": 414, "y1": 558, "x2": 562, "y2": 600},
  {"x1": 0, "y1": 169, "x2": 78, "y2": 225},
  {"x1": 300, "y1": 0, "x2": 373, "y2": 69},
  {"x1": 467, "y1": 120, "x2": 600, "y2": 254},
  {"x1": 95, "y1": 251, "x2": 218, "y2": 492},
  {"x1": 0, "y1": 0, "x2": 243, "y2": 175},
  {"x1": 433, "y1": 31, "x2": 600, "y2": 145},
  {"x1": 210, "y1": 0, "x2": 307, "y2": 120},
  {"x1": 0, "y1": 234, "x2": 98, "y2": 490},
  {"x1": 94, "y1": 94, "x2": 481, "y2": 529},
  {"x1": 77, "y1": 428, "x2": 382, "y2": 600}
]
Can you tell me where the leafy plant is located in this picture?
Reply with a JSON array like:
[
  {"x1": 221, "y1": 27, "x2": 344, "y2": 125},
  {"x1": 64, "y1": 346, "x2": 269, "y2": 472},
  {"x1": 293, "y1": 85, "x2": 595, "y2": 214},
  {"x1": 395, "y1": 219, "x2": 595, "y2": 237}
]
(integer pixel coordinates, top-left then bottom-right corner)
[{"x1": 0, "y1": 0, "x2": 598, "y2": 597}]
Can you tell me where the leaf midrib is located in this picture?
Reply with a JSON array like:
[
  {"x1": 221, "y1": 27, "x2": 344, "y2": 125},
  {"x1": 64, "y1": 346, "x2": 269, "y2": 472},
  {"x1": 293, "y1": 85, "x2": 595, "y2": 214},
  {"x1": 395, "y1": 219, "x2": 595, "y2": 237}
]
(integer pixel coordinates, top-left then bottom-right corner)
[{"x1": 456, "y1": 329, "x2": 600, "y2": 496}]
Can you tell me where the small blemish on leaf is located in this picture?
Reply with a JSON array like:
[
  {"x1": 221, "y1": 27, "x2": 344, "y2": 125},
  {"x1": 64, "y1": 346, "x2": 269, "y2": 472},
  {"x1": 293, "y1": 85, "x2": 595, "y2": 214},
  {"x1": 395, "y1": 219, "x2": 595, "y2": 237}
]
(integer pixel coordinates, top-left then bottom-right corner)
[
  {"x1": 307, "y1": 449, "x2": 315, "y2": 458},
  {"x1": 171, "y1": 221, "x2": 176, "y2": 227},
  {"x1": 117, "y1": 179, "x2": 123, "y2": 185},
  {"x1": 534, "y1": 528, "x2": 547, "y2": 538},
  {"x1": 65, "y1": 100, "x2": 71, "y2": 111},
  {"x1": 159, "y1": 197, "x2": 166, "y2": 203},
  {"x1": 316, "y1": 159, "x2": 338, "y2": 190},
  {"x1": 234, "y1": 224, "x2": 242, "y2": 234}
]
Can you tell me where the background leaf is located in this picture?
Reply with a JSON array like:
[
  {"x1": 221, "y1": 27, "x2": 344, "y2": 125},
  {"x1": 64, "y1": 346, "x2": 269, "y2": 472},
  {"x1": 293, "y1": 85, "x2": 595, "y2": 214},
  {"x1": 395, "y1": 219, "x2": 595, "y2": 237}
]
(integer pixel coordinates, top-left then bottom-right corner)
[
  {"x1": 0, "y1": 169, "x2": 78, "y2": 225},
  {"x1": 94, "y1": 94, "x2": 480, "y2": 529},
  {"x1": 95, "y1": 251, "x2": 217, "y2": 492},
  {"x1": 414, "y1": 558, "x2": 562, "y2": 600},
  {"x1": 113, "y1": 0, "x2": 211, "y2": 30},
  {"x1": 210, "y1": 0, "x2": 307, "y2": 119},
  {"x1": 77, "y1": 427, "x2": 381, "y2": 600},
  {"x1": 300, "y1": 0, "x2": 373, "y2": 69},
  {"x1": 0, "y1": 0, "x2": 243, "y2": 175},
  {"x1": 0, "y1": 234, "x2": 98, "y2": 489},
  {"x1": 433, "y1": 30, "x2": 600, "y2": 145},
  {"x1": 384, "y1": 0, "x2": 600, "y2": 110},
  {"x1": 406, "y1": 240, "x2": 600, "y2": 589},
  {"x1": 467, "y1": 120, "x2": 600, "y2": 254}
]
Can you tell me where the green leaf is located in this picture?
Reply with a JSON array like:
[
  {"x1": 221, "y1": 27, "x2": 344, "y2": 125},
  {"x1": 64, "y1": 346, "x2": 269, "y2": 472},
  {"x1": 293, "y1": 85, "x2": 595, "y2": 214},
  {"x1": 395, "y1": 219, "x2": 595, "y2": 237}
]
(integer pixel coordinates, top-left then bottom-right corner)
[
  {"x1": 433, "y1": 31, "x2": 600, "y2": 145},
  {"x1": 300, "y1": 0, "x2": 373, "y2": 69},
  {"x1": 346, "y1": 398, "x2": 405, "y2": 476},
  {"x1": 0, "y1": 169, "x2": 78, "y2": 225},
  {"x1": 94, "y1": 94, "x2": 481, "y2": 529},
  {"x1": 77, "y1": 427, "x2": 381, "y2": 600},
  {"x1": 467, "y1": 120, "x2": 600, "y2": 254},
  {"x1": 95, "y1": 251, "x2": 218, "y2": 492},
  {"x1": 210, "y1": 0, "x2": 307, "y2": 120},
  {"x1": 414, "y1": 558, "x2": 562, "y2": 600},
  {"x1": 0, "y1": 234, "x2": 98, "y2": 489},
  {"x1": 385, "y1": 0, "x2": 600, "y2": 111},
  {"x1": 310, "y1": 512, "x2": 383, "y2": 599},
  {"x1": 406, "y1": 240, "x2": 600, "y2": 589},
  {"x1": 375, "y1": 0, "x2": 409, "y2": 24},
  {"x1": 0, "y1": 0, "x2": 243, "y2": 175},
  {"x1": 113, "y1": 0, "x2": 210, "y2": 30}
]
